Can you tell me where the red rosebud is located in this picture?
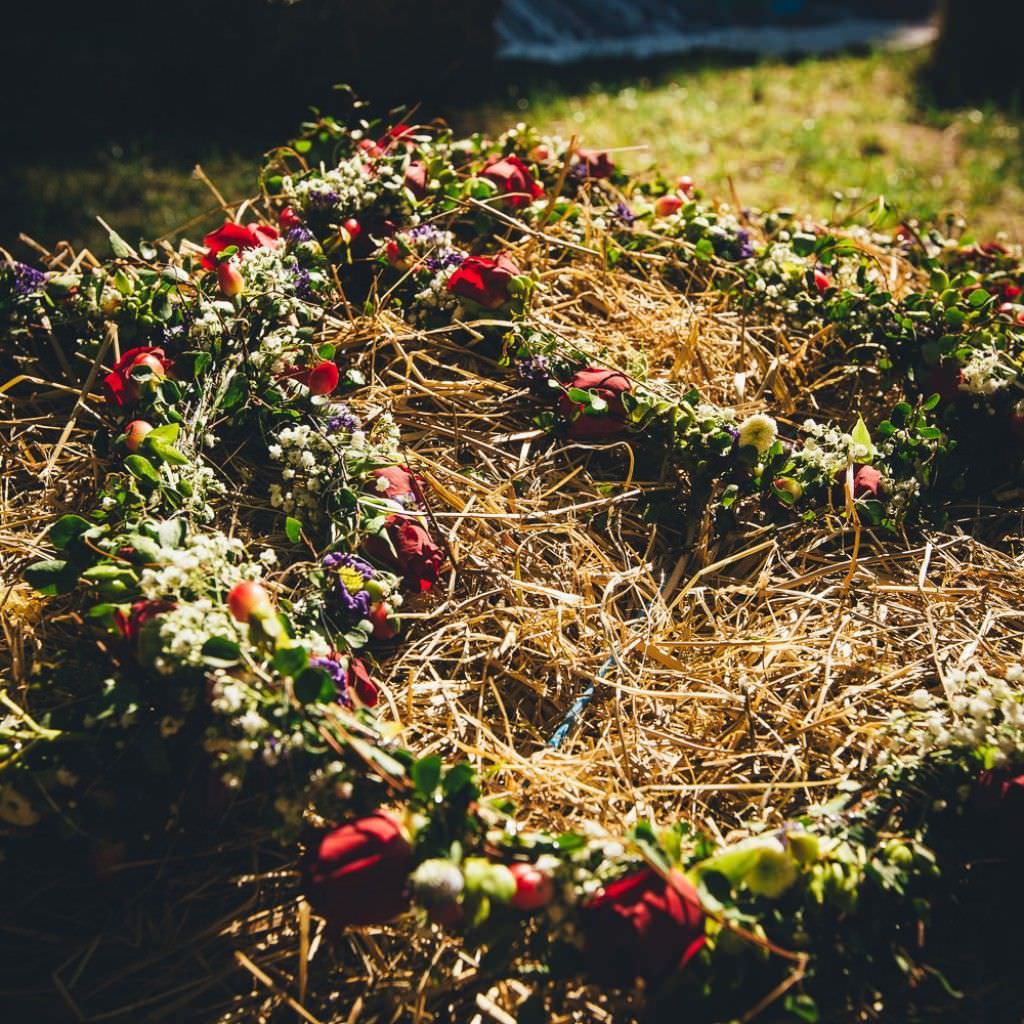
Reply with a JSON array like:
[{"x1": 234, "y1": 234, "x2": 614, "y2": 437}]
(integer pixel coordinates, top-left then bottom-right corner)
[
  {"x1": 358, "y1": 137, "x2": 384, "y2": 158},
  {"x1": 102, "y1": 347, "x2": 171, "y2": 408},
  {"x1": 200, "y1": 222, "x2": 280, "y2": 271},
  {"x1": 1004, "y1": 284, "x2": 1022, "y2": 301},
  {"x1": 227, "y1": 580, "x2": 273, "y2": 623},
  {"x1": 365, "y1": 515, "x2": 444, "y2": 592},
  {"x1": 114, "y1": 599, "x2": 175, "y2": 643},
  {"x1": 582, "y1": 869, "x2": 706, "y2": 985},
  {"x1": 404, "y1": 161, "x2": 429, "y2": 200},
  {"x1": 347, "y1": 655, "x2": 379, "y2": 707},
  {"x1": 654, "y1": 194, "x2": 683, "y2": 218},
  {"x1": 481, "y1": 155, "x2": 545, "y2": 208},
  {"x1": 447, "y1": 253, "x2": 520, "y2": 310},
  {"x1": 123, "y1": 419, "x2": 153, "y2": 453},
  {"x1": 304, "y1": 811, "x2": 413, "y2": 931},
  {"x1": 528, "y1": 144, "x2": 551, "y2": 163},
  {"x1": 677, "y1": 174, "x2": 696, "y2": 196},
  {"x1": 379, "y1": 123, "x2": 416, "y2": 151},
  {"x1": 278, "y1": 206, "x2": 302, "y2": 230},
  {"x1": 813, "y1": 269, "x2": 832, "y2": 294},
  {"x1": 369, "y1": 601, "x2": 397, "y2": 641},
  {"x1": 341, "y1": 218, "x2": 362, "y2": 243},
  {"x1": 851, "y1": 463, "x2": 883, "y2": 500},
  {"x1": 304, "y1": 361, "x2": 340, "y2": 396},
  {"x1": 509, "y1": 862, "x2": 555, "y2": 911},
  {"x1": 557, "y1": 366, "x2": 632, "y2": 440},
  {"x1": 216, "y1": 260, "x2": 244, "y2": 298},
  {"x1": 575, "y1": 148, "x2": 614, "y2": 179},
  {"x1": 369, "y1": 465, "x2": 422, "y2": 505}
]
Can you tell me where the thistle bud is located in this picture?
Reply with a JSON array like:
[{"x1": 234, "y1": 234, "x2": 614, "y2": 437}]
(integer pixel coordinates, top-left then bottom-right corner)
[
  {"x1": 654, "y1": 194, "x2": 683, "y2": 218},
  {"x1": 123, "y1": 420, "x2": 153, "y2": 453}
]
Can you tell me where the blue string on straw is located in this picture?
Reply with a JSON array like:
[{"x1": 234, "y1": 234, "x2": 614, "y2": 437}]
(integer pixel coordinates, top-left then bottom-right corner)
[{"x1": 547, "y1": 654, "x2": 616, "y2": 749}]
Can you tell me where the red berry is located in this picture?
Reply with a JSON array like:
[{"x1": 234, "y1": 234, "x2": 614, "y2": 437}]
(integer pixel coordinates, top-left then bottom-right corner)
[
  {"x1": 1004, "y1": 284, "x2": 1022, "y2": 300},
  {"x1": 508, "y1": 862, "x2": 555, "y2": 911},
  {"x1": 677, "y1": 174, "x2": 695, "y2": 196},
  {"x1": 654, "y1": 194, "x2": 683, "y2": 218},
  {"x1": 216, "y1": 260, "x2": 244, "y2": 298},
  {"x1": 369, "y1": 602, "x2": 397, "y2": 641},
  {"x1": 278, "y1": 206, "x2": 302, "y2": 230},
  {"x1": 813, "y1": 269, "x2": 831, "y2": 294},
  {"x1": 528, "y1": 144, "x2": 550, "y2": 163},
  {"x1": 342, "y1": 218, "x2": 361, "y2": 242},
  {"x1": 124, "y1": 419, "x2": 153, "y2": 453},
  {"x1": 305, "y1": 360, "x2": 340, "y2": 396},
  {"x1": 227, "y1": 580, "x2": 272, "y2": 623}
]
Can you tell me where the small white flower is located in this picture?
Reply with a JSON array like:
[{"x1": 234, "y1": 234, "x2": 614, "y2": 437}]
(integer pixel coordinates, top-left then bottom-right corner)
[
  {"x1": 737, "y1": 413, "x2": 778, "y2": 454},
  {"x1": 910, "y1": 689, "x2": 933, "y2": 710}
]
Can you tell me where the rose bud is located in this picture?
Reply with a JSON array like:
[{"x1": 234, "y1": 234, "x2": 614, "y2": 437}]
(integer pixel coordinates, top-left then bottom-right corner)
[
  {"x1": 813, "y1": 269, "x2": 831, "y2": 294},
  {"x1": 509, "y1": 862, "x2": 555, "y2": 911},
  {"x1": 341, "y1": 218, "x2": 361, "y2": 243},
  {"x1": 123, "y1": 419, "x2": 153, "y2": 453},
  {"x1": 677, "y1": 174, "x2": 696, "y2": 196},
  {"x1": 654, "y1": 194, "x2": 683, "y2": 218},
  {"x1": 405, "y1": 160, "x2": 429, "y2": 201},
  {"x1": 102, "y1": 347, "x2": 172, "y2": 407},
  {"x1": 574, "y1": 148, "x2": 614, "y2": 179},
  {"x1": 851, "y1": 464, "x2": 883, "y2": 500},
  {"x1": 364, "y1": 515, "x2": 444, "y2": 592},
  {"x1": 447, "y1": 253, "x2": 520, "y2": 310},
  {"x1": 216, "y1": 259, "x2": 244, "y2": 298},
  {"x1": 528, "y1": 144, "x2": 551, "y2": 163},
  {"x1": 304, "y1": 360, "x2": 340, "y2": 396},
  {"x1": 481, "y1": 155, "x2": 545, "y2": 208},
  {"x1": 113, "y1": 598, "x2": 175, "y2": 644},
  {"x1": 1005, "y1": 284, "x2": 1022, "y2": 300},
  {"x1": 346, "y1": 655, "x2": 379, "y2": 707},
  {"x1": 773, "y1": 476, "x2": 803, "y2": 503},
  {"x1": 582, "y1": 868, "x2": 706, "y2": 985},
  {"x1": 278, "y1": 206, "x2": 302, "y2": 230},
  {"x1": 303, "y1": 811, "x2": 414, "y2": 932},
  {"x1": 370, "y1": 464, "x2": 422, "y2": 505},
  {"x1": 557, "y1": 366, "x2": 632, "y2": 440},
  {"x1": 227, "y1": 580, "x2": 273, "y2": 623},
  {"x1": 369, "y1": 601, "x2": 398, "y2": 641}
]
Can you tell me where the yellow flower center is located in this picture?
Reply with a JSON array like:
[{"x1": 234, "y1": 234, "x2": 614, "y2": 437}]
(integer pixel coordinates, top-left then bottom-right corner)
[{"x1": 337, "y1": 566, "x2": 365, "y2": 594}]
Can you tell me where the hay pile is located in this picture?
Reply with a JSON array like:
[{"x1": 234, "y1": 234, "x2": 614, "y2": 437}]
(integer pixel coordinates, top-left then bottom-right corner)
[{"x1": 3, "y1": 134, "x2": 1024, "y2": 1024}]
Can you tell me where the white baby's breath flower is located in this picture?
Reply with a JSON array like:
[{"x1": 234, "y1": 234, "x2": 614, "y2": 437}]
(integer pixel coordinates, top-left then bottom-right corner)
[{"x1": 737, "y1": 413, "x2": 778, "y2": 454}]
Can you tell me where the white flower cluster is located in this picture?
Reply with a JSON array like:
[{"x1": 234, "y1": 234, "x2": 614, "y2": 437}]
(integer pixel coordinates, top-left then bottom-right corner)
[
  {"x1": 153, "y1": 600, "x2": 243, "y2": 675},
  {"x1": 267, "y1": 414, "x2": 402, "y2": 519},
  {"x1": 188, "y1": 298, "x2": 235, "y2": 346},
  {"x1": 283, "y1": 155, "x2": 404, "y2": 219},
  {"x1": 239, "y1": 247, "x2": 321, "y2": 319},
  {"x1": 957, "y1": 345, "x2": 1015, "y2": 396},
  {"x1": 800, "y1": 419, "x2": 877, "y2": 477},
  {"x1": 138, "y1": 528, "x2": 262, "y2": 602},
  {"x1": 157, "y1": 461, "x2": 225, "y2": 523},
  {"x1": 889, "y1": 666, "x2": 1024, "y2": 766},
  {"x1": 248, "y1": 323, "x2": 304, "y2": 373}
]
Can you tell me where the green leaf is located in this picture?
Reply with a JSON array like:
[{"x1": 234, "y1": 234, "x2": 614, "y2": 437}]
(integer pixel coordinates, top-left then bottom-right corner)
[
  {"x1": 49, "y1": 514, "x2": 92, "y2": 550},
  {"x1": 285, "y1": 517, "x2": 303, "y2": 543},
  {"x1": 850, "y1": 415, "x2": 875, "y2": 456},
  {"x1": 442, "y1": 762, "x2": 477, "y2": 797},
  {"x1": 160, "y1": 266, "x2": 190, "y2": 285},
  {"x1": 106, "y1": 225, "x2": 137, "y2": 259},
  {"x1": 294, "y1": 666, "x2": 335, "y2": 703},
  {"x1": 25, "y1": 559, "x2": 79, "y2": 596},
  {"x1": 272, "y1": 643, "x2": 309, "y2": 678},
  {"x1": 147, "y1": 423, "x2": 180, "y2": 444},
  {"x1": 124, "y1": 454, "x2": 161, "y2": 484},
  {"x1": 412, "y1": 754, "x2": 443, "y2": 798},
  {"x1": 148, "y1": 439, "x2": 189, "y2": 465},
  {"x1": 200, "y1": 636, "x2": 241, "y2": 666},
  {"x1": 783, "y1": 993, "x2": 819, "y2": 1023}
]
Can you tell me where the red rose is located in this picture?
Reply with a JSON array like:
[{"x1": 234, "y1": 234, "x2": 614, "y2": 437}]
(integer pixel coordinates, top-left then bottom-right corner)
[
  {"x1": 557, "y1": 366, "x2": 632, "y2": 440},
  {"x1": 851, "y1": 464, "x2": 883, "y2": 500},
  {"x1": 114, "y1": 599, "x2": 175, "y2": 643},
  {"x1": 923, "y1": 364, "x2": 964, "y2": 404},
  {"x1": 369, "y1": 465, "x2": 423, "y2": 505},
  {"x1": 405, "y1": 161, "x2": 429, "y2": 200},
  {"x1": 974, "y1": 769, "x2": 1024, "y2": 851},
  {"x1": 304, "y1": 811, "x2": 413, "y2": 931},
  {"x1": 347, "y1": 655, "x2": 379, "y2": 707},
  {"x1": 102, "y1": 347, "x2": 172, "y2": 408},
  {"x1": 582, "y1": 869, "x2": 706, "y2": 985},
  {"x1": 365, "y1": 515, "x2": 444, "y2": 592},
  {"x1": 379, "y1": 123, "x2": 416, "y2": 151},
  {"x1": 482, "y1": 155, "x2": 545, "y2": 208},
  {"x1": 447, "y1": 253, "x2": 520, "y2": 310},
  {"x1": 200, "y1": 222, "x2": 281, "y2": 271},
  {"x1": 575, "y1": 148, "x2": 614, "y2": 179}
]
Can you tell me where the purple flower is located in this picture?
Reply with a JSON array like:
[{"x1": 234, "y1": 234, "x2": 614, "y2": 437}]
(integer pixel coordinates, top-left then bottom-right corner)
[
  {"x1": 326, "y1": 404, "x2": 359, "y2": 434},
  {"x1": 516, "y1": 354, "x2": 552, "y2": 392},
  {"x1": 287, "y1": 226, "x2": 315, "y2": 244},
  {"x1": 322, "y1": 551, "x2": 375, "y2": 620},
  {"x1": 306, "y1": 189, "x2": 341, "y2": 212},
  {"x1": 9, "y1": 262, "x2": 46, "y2": 297},
  {"x1": 425, "y1": 250, "x2": 466, "y2": 273},
  {"x1": 734, "y1": 229, "x2": 755, "y2": 261},
  {"x1": 612, "y1": 202, "x2": 635, "y2": 227},
  {"x1": 310, "y1": 655, "x2": 351, "y2": 706},
  {"x1": 293, "y1": 266, "x2": 314, "y2": 300}
]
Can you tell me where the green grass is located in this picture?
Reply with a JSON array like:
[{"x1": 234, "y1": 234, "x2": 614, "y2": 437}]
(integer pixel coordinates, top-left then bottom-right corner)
[
  {"x1": 4, "y1": 49, "x2": 1023, "y2": 258},
  {"x1": 485, "y1": 50, "x2": 1024, "y2": 241}
]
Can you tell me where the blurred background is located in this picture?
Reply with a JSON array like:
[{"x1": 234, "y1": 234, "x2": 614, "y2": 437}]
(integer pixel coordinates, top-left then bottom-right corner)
[{"x1": 1, "y1": 0, "x2": 1021, "y2": 255}]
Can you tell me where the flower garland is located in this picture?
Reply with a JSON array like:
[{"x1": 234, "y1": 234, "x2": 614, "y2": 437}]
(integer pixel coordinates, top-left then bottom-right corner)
[{"x1": 3, "y1": 101, "x2": 1024, "y2": 1020}]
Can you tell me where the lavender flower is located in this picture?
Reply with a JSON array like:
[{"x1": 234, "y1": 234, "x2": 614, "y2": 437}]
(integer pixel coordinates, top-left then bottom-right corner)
[
  {"x1": 306, "y1": 188, "x2": 341, "y2": 213},
  {"x1": 292, "y1": 266, "x2": 314, "y2": 300},
  {"x1": 425, "y1": 250, "x2": 466, "y2": 273},
  {"x1": 10, "y1": 262, "x2": 46, "y2": 297},
  {"x1": 735, "y1": 229, "x2": 755, "y2": 261},
  {"x1": 326, "y1": 404, "x2": 359, "y2": 434},
  {"x1": 310, "y1": 655, "x2": 351, "y2": 706},
  {"x1": 612, "y1": 202, "x2": 635, "y2": 227},
  {"x1": 286, "y1": 226, "x2": 315, "y2": 244},
  {"x1": 516, "y1": 354, "x2": 552, "y2": 391}
]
